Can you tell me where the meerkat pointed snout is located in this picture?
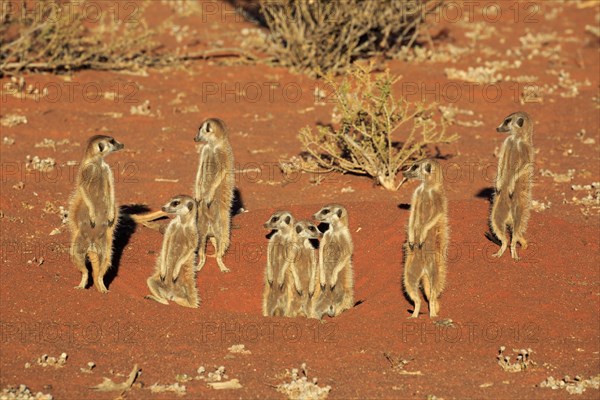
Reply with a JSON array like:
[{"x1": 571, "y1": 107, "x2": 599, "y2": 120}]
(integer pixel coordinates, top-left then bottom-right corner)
[
  {"x1": 402, "y1": 159, "x2": 448, "y2": 318},
  {"x1": 68, "y1": 135, "x2": 124, "y2": 293},
  {"x1": 194, "y1": 118, "x2": 235, "y2": 273},
  {"x1": 145, "y1": 194, "x2": 200, "y2": 308},
  {"x1": 489, "y1": 111, "x2": 534, "y2": 261}
]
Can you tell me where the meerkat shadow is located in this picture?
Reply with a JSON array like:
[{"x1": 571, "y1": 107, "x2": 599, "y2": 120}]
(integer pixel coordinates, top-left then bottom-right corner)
[
  {"x1": 475, "y1": 187, "x2": 495, "y2": 203},
  {"x1": 104, "y1": 206, "x2": 140, "y2": 287},
  {"x1": 475, "y1": 188, "x2": 501, "y2": 244},
  {"x1": 231, "y1": 188, "x2": 245, "y2": 217}
]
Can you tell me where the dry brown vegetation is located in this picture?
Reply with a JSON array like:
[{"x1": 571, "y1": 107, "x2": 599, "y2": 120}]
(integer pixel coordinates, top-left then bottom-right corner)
[
  {"x1": 283, "y1": 63, "x2": 458, "y2": 191},
  {"x1": 0, "y1": 0, "x2": 254, "y2": 75},
  {"x1": 259, "y1": 0, "x2": 441, "y2": 77}
]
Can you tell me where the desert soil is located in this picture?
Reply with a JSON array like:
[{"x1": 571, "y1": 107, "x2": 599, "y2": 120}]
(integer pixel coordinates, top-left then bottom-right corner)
[{"x1": 1, "y1": 1, "x2": 599, "y2": 399}]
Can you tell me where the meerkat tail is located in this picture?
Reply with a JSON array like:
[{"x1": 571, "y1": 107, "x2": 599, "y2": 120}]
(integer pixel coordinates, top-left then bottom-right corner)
[
  {"x1": 484, "y1": 231, "x2": 502, "y2": 246},
  {"x1": 131, "y1": 210, "x2": 168, "y2": 223}
]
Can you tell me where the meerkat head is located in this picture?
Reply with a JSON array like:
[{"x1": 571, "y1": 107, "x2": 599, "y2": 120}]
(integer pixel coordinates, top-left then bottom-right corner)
[
  {"x1": 161, "y1": 194, "x2": 196, "y2": 216},
  {"x1": 294, "y1": 220, "x2": 320, "y2": 240},
  {"x1": 86, "y1": 135, "x2": 124, "y2": 158},
  {"x1": 496, "y1": 111, "x2": 532, "y2": 139},
  {"x1": 313, "y1": 204, "x2": 348, "y2": 227},
  {"x1": 402, "y1": 159, "x2": 441, "y2": 185},
  {"x1": 195, "y1": 118, "x2": 228, "y2": 143},
  {"x1": 264, "y1": 211, "x2": 294, "y2": 231}
]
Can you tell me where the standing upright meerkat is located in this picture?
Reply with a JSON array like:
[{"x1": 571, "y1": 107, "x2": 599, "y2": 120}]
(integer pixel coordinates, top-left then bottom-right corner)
[
  {"x1": 489, "y1": 111, "x2": 534, "y2": 261},
  {"x1": 194, "y1": 118, "x2": 235, "y2": 273},
  {"x1": 68, "y1": 135, "x2": 124, "y2": 293},
  {"x1": 145, "y1": 195, "x2": 200, "y2": 308},
  {"x1": 262, "y1": 211, "x2": 296, "y2": 317},
  {"x1": 312, "y1": 204, "x2": 354, "y2": 318},
  {"x1": 284, "y1": 220, "x2": 320, "y2": 318},
  {"x1": 402, "y1": 159, "x2": 448, "y2": 318}
]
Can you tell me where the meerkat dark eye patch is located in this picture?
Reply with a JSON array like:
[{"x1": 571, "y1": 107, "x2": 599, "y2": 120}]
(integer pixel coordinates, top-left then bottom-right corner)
[
  {"x1": 516, "y1": 117, "x2": 524, "y2": 127},
  {"x1": 98, "y1": 142, "x2": 104, "y2": 152},
  {"x1": 504, "y1": 118, "x2": 511, "y2": 125},
  {"x1": 322, "y1": 209, "x2": 330, "y2": 215},
  {"x1": 424, "y1": 162, "x2": 432, "y2": 174},
  {"x1": 272, "y1": 216, "x2": 279, "y2": 222},
  {"x1": 206, "y1": 122, "x2": 213, "y2": 133},
  {"x1": 172, "y1": 200, "x2": 180, "y2": 207}
]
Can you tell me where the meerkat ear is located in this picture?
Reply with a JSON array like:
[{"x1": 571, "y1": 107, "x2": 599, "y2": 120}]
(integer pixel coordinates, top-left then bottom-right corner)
[
  {"x1": 206, "y1": 121, "x2": 213, "y2": 133},
  {"x1": 98, "y1": 142, "x2": 105, "y2": 152},
  {"x1": 424, "y1": 162, "x2": 432, "y2": 174},
  {"x1": 516, "y1": 117, "x2": 524, "y2": 127},
  {"x1": 336, "y1": 208, "x2": 343, "y2": 218},
  {"x1": 284, "y1": 215, "x2": 291, "y2": 224},
  {"x1": 187, "y1": 201, "x2": 194, "y2": 211},
  {"x1": 295, "y1": 224, "x2": 302, "y2": 234}
]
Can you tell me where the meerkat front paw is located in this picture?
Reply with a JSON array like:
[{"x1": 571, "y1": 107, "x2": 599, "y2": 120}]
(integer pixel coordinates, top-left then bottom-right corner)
[
  {"x1": 108, "y1": 217, "x2": 115, "y2": 227},
  {"x1": 408, "y1": 242, "x2": 415, "y2": 250}
]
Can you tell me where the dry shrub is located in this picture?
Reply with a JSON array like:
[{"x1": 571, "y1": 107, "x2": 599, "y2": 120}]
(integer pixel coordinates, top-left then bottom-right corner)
[
  {"x1": 0, "y1": 0, "x2": 159, "y2": 74},
  {"x1": 259, "y1": 0, "x2": 441, "y2": 77},
  {"x1": 285, "y1": 63, "x2": 458, "y2": 191}
]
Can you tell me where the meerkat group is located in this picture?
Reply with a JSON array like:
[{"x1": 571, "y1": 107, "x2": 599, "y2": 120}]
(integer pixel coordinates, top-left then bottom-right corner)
[
  {"x1": 399, "y1": 111, "x2": 534, "y2": 318},
  {"x1": 262, "y1": 205, "x2": 355, "y2": 319},
  {"x1": 67, "y1": 118, "x2": 235, "y2": 306},
  {"x1": 67, "y1": 111, "x2": 534, "y2": 320}
]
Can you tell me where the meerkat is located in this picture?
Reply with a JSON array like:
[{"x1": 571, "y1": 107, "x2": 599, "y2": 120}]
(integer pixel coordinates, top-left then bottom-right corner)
[
  {"x1": 489, "y1": 111, "x2": 534, "y2": 261},
  {"x1": 402, "y1": 159, "x2": 448, "y2": 318},
  {"x1": 312, "y1": 204, "x2": 354, "y2": 318},
  {"x1": 68, "y1": 135, "x2": 124, "y2": 293},
  {"x1": 262, "y1": 211, "x2": 296, "y2": 317},
  {"x1": 194, "y1": 118, "x2": 235, "y2": 273},
  {"x1": 145, "y1": 195, "x2": 200, "y2": 308},
  {"x1": 284, "y1": 220, "x2": 320, "y2": 318}
]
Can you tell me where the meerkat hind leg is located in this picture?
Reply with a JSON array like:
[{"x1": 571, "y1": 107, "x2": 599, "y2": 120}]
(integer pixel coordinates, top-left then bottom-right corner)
[
  {"x1": 146, "y1": 277, "x2": 169, "y2": 304},
  {"x1": 421, "y1": 274, "x2": 438, "y2": 318},
  {"x1": 73, "y1": 254, "x2": 89, "y2": 289},
  {"x1": 404, "y1": 272, "x2": 422, "y2": 318},
  {"x1": 491, "y1": 206, "x2": 509, "y2": 258},
  {"x1": 88, "y1": 251, "x2": 108, "y2": 293},
  {"x1": 213, "y1": 226, "x2": 230, "y2": 273},
  {"x1": 195, "y1": 234, "x2": 208, "y2": 272}
]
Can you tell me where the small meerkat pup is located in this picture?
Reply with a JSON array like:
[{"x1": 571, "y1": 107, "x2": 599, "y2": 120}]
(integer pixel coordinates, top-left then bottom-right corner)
[
  {"x1": 402, "y1": 159, "x2": 448, "y2": 318},
  {"x1": 312, "y1": 204, "x2": 354, "y2": 318},
  {"x1": 489, "y1": 111, "x2": 534, "y2": 261},
  {"x1": 68, "y1": 135, "x2": 124, "y2": 293},
  {"x1": 284, "y1": 220, "x2": 320, "y2": 318},
  {"x1": 262, "y1": 211, "x2": 296, "y2": 317},
  {"x1": 194, "y1": 118, "x2": 235, "y2": 273},
  {"x1": 146, "y1": 195, "x2": 200, "y2": 308}
]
